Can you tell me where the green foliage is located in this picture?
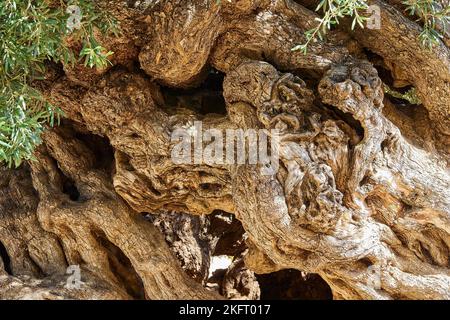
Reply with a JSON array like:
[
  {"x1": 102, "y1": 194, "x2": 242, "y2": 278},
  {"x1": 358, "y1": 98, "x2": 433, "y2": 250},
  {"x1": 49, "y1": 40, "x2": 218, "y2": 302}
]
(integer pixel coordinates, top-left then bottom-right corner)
[
  {"x1": 293, "y1": 0, "x2": 449, "y2": 53},
  {"x1": 383, "y1": 84, "x2": 422, "y2": 105},
  {"x1": 80, "y1": 41, "x2": 114, "y2": 69},
  {"x1": 403, "y1": 0, "x2": 449, "y2": 49},
  {"x1": 0, "y1": 0, "x2": 118, "y2": 167},
  {"x1": 292, "y1": 0, "x2": 369, "y2": 54}
]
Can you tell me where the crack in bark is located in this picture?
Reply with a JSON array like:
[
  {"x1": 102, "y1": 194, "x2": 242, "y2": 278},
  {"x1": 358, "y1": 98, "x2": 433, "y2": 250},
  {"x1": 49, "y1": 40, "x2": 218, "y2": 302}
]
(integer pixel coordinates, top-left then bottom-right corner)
[{"x1": 0, "y1": 0, "x2": 449, "y2": 300}]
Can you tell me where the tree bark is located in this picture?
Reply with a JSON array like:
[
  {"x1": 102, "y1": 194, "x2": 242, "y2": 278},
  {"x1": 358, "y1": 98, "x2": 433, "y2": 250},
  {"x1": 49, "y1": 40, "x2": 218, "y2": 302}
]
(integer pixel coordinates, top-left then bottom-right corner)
[{"x1": 0, "y1": 0, "x2": 449, "y2": 300}]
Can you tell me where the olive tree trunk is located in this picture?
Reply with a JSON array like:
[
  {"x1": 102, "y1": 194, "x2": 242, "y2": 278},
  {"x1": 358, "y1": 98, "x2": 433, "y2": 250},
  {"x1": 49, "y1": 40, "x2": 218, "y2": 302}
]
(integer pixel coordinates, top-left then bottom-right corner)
[{"x1": 0, "y1": 0, "x2": 449, "y2": 300}]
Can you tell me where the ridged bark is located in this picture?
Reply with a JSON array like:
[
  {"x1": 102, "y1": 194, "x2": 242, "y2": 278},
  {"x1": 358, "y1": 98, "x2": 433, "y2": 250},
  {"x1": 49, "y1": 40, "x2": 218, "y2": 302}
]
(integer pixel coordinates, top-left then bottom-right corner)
[{"x1": 0, "y1": 0, "x2": 448, "y2": 300}]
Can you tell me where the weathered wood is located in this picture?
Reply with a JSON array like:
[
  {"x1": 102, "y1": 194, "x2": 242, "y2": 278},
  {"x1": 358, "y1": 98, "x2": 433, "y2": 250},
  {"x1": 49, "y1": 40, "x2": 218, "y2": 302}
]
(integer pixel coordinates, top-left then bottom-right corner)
[{"x1": 0, "y1": 0, "x2": 448, "y2": 300}]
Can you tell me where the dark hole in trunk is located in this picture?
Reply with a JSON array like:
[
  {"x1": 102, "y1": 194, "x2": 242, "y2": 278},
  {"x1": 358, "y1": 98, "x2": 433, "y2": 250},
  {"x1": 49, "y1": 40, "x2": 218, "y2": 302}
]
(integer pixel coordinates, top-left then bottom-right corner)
[
  {"x1": 73, "y1": 131, "x2": 115, "y2": 171},
  {"x1": 161, "y1": 69, "x2": 227, "y2": 115},
  {"x1": 257, "y1": 269, "x2": 333, "y2": 300},
  {"x1": 62, "y1": 176, "x2": 80, "y2": 201},
  {"x1": 91, "y1": 230, "x2": 146, "y2": 299},
  {"x1": 0, "y1": 241, "x2": 13, "y2": 275}
]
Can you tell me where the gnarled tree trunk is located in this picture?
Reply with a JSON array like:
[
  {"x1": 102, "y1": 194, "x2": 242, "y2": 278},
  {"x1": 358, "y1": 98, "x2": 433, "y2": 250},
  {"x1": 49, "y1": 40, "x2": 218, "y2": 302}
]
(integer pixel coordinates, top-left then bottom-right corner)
[{"x1": 0, "y1": 0, "x2": 449, "y2": 300}]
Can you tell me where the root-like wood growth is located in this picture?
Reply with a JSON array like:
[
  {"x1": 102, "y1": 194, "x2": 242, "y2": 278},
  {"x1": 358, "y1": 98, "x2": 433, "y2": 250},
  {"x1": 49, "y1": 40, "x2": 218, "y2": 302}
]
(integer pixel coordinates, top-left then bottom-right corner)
[{"x1": 0, "y1": 0, "x2": 449, "y2": 300}]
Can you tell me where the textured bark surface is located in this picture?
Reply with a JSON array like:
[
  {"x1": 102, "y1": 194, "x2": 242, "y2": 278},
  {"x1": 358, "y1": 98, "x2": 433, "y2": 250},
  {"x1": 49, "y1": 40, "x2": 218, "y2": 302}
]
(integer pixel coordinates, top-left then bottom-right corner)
[{"x1": 0, "y1": 0, "x2": 449, "y2": 300}]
